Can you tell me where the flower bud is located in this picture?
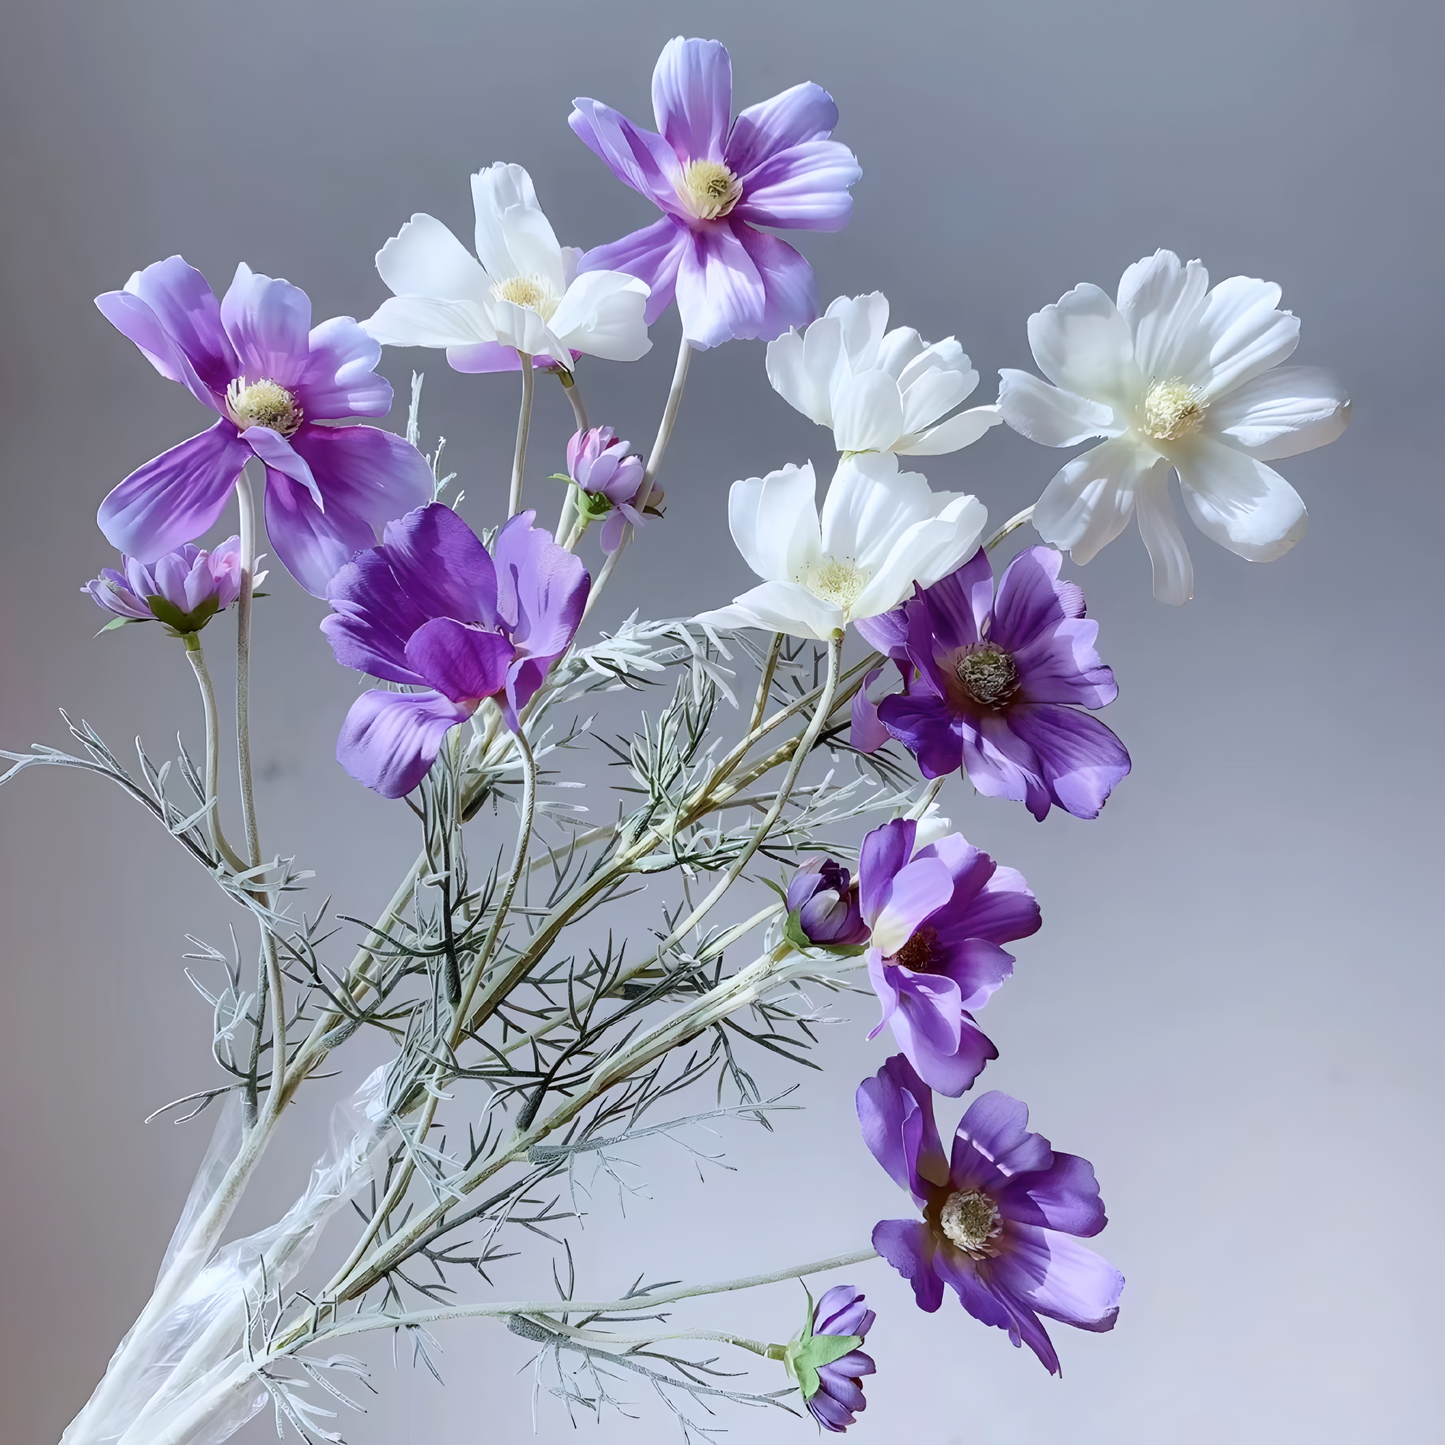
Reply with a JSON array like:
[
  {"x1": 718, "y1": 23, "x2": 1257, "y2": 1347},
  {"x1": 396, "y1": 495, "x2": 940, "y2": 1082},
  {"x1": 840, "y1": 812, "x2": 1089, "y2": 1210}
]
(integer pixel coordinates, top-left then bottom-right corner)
[
  {"x1": 566, "y1": 425, "x2": 645, "y2": 505},
  {"x1": 784, "y1": 856, "x2": 869, "y2": 948},
  {"x1": 783, "y1": 1284, "x2": 875, "y2": 1433},
  {"x1": 85, "y1": 537, "x2": 260, "y2": 637}
]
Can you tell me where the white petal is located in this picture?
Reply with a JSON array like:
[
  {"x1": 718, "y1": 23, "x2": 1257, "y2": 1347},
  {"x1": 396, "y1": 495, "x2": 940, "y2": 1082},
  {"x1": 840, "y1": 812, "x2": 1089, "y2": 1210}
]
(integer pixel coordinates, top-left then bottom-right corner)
[
  {"x1": 471, "y1": 162, "x2": 565, "y2": 289},
  {"x1": 1183, "y1": 275, "x2": 1300, "y2": 399},
  {"x1": 1206, "y1": 365, "x2": 1350, "y2": 460},
  {"x1": 818, "y1": 452, "x2": 932, "y2": 566},
  {"x1": 900, "y1": 405, "x2": 1003, "y2": 455},
  {"x1": 825, "y1": 291, "x2": 890, "y2": 369},
  {"x1": 894, "y1": 335, "x2": 966, "y2": 393},
  {"x1": 877, "y1": 325, "x2": 929, "y2": 381},
  {"x1": 832, "y1": 371, "x2": 906, "y2": 452},
  {"x1": 375, "y1": 214, "x2": 490, "y2": 303},
  {"x1": 695, "y1": 580, "x2": 843, "y2": 642},
  {"x1": 852, "y1": 495, "x2": 989, "y2": 618},
  {"x1": 997, "y1": 369, "x2": 1120, "y2": 447},
  {"x1": 1027, "y1": 282, "x2": 1141, "y2": 408},
  {"x1": 1115, "y1": 249, "x2": 1209, "y2": 381},
  {"x1": 1134, "y1": 471, "x2": 1194, "y2": 605},
  {"x1": 1174, "y1": 436, "x2": 1307, "y2": 562},
  {"x1": 728, "y1": 462, "x2": 821, "y2": 584},
  {"x1": 549, "y1": 271, "x2": 652, "y2": 361},
  {"x1": 1033, "y1": 437, "x2": 1167, "y2": 565},
  {"x1": 488, "y1": 298, "x2": 562, "y2": 362},
  {"x1": 897, "y1": 366, "x2": 972, "y2": 436},
  {"x1": 361, "y1": 295, "x2": 492, "y2": 349}
]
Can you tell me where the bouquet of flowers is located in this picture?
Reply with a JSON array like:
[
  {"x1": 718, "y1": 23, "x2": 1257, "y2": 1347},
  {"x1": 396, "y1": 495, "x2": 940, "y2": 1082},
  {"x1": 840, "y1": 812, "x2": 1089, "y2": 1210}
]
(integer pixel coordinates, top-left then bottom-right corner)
[{"x1": 10, "y1": 34, "x2": 1348, "y2": 1445}]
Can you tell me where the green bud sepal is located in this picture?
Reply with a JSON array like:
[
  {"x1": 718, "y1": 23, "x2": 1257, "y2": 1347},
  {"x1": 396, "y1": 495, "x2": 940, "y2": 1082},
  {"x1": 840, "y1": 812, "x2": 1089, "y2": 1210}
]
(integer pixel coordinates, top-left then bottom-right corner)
[{"x1": 781, "y1": 1287, "x2": 862, "y2": 1403}]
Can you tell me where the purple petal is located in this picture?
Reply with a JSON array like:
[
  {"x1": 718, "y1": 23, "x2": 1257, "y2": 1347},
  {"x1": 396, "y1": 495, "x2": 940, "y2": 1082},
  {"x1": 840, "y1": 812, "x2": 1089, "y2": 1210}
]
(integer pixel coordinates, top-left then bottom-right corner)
[
  {"x1": 674, "y1": 223, "x2": 765, "y2": 349},
  {"x1": 814, "y1": 1285, "x2": 872, "y2": 1339},
  {"x1": 732, "y1": 139, "x2": 860, "y2": 232},
  {"x1": 917, "y1": 549, "x2": 992, "y2": 654},
  {"x1": 404, "y1": 617, "x2": 515, "y2": 706},
  {"x1": 990, "y1": 545, "x2": 1083, "y2": 647},
  {"x1": 726, "y1": 81, "x2": 840, "y2": 176},
  {"x1": 997, "y1": 1153, "x2": 1108, "y2": 1238},
  {"x1": 858, "y1": 818, "x2": 916, "y2": 924},
  {"x1": 86, "y1": 570, "x2": 151, "y2": 620},
  {"x1": 98, "y1": 420, "x2": 250, "y2": 561},
  {"x1": 964, "y1": 712, "x2": 1051, "y2": 820},
  {"x1": 219, "y1": 263, "x2": 311, "y2": 388},
  {"x1": 990, "y1": 1225, "x2": 1123, "y2": 1334},
  {"x1": 244, "y1": 426, "x2": 320, "y2": 507},
  {"x1": 855, "y1": 1052, "x2": 947, "y2": 1200},
  {"x1": 1005, "y1": 704, "x2": 1130, "y2": 820},
  {"x1": 1013, "y1": 617, "x2": 1117, "y2": 708},
  {"x1": 871, "y1": 1218, "x2": 943, "y2": 1313},
  {"x1": 446, "y1": 342, "x2": 569, "y2": 374},
  {"x1": 262, "y1": 467, "x2": 377, "y2": 598},
  {"x1": 924, "y1": 836, "x2": 1041, "y2": 948},
  {"x1": 568, "y1": 98, "x2": 683, "y2": 214},
  {"x1": 296, "y1": 316, "x2": 392, "y2": 419},
  {"x1": 732, "y1": 222, "x2": 819, "y2": 342},
  {"x1": 579, "y1": 218, "x2": 689, "y2": 325},
  {"x1": 378, "y1": 501, "x2": 500, "y2": 627},
  {"x1": 953, "y1": 1091, "x2": 1053, "y2": 1187},
  {"x1": 651, "y1": 36, "x2": 732, "y2": 162},
  {"x1": 321, "y1": 548, "x2": 427, "y2": 685},
  {"x1": 929, "y1": 1248, "x2": 1019, "y2": 1336},
  {"x1": 807, "y1": 1389, "x2": 854, "y2": 1432},
  {"x1": 854, "y1": 606, "x2": 910, "y2": 660},
  {"x1": 888, "y1": 983, "x2": 997, "y2": 1097},
  {"x1": 850, "y1": 665, "x2": 893, "y2": 754},
  {"x1": 876, "y1": 691, "x2": 965, "y2": 780},
  {"x1": 335, "y1": 688, "x2": 470, "y2": 799}
]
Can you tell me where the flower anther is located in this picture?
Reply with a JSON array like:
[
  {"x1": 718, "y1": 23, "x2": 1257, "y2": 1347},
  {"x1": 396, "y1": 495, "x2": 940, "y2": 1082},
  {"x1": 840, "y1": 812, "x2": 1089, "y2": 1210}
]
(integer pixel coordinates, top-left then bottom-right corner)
[
  {"x1": 801, "y1": 556, "x2": 870, "y2": 609},
  {"x1": 676, "y1": 158, "x2": 743, "y2": 221},
  {"x1": 226, "y1": 377, "x2": 303, "y2": 437},
  {"x1": 938, "y1": 1188, "x2": 1003, "y2": 1259},
  {"x1": 894, "y1": 926, "x2": 938, "y2": 973},
  {"x1": 954, "y1": 644, "x2": 1019, "y2": 708},
  {"x1": 1141, "y1": 377, "x2": 1207, "y2": 443},
  {"x1": 492, "y1": 274, "x2": 561, "y2": 322}
]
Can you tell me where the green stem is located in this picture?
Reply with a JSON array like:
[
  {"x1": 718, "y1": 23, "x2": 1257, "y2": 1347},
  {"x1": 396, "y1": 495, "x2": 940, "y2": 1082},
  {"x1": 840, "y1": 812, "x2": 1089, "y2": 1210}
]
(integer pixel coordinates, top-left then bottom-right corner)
[{"x1": 508, "y1": 353, "x2": 534, "y2": 519}]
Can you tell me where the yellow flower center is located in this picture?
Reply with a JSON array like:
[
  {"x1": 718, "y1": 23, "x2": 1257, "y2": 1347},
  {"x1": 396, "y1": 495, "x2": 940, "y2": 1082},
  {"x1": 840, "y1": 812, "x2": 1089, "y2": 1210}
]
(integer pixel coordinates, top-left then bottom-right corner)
[
  {"x1": 1141, "y1": 377, "x2": 1207, "y2": 442},
  {"x1": 800, "y1": 556, "x2": 870, "y2": 611},
  {"x1": 676, "y1": 158, "x2": 743, "y2": 221},
  {"x1": 938, "y1": 1188, "x2": 1002, "y2": 1258},
  {"x1": 492, "y1": 275, "x2": 560, "y2": 322},
  {"x1": 226, "y1": 378, "x2": 303, "y2": 437}
]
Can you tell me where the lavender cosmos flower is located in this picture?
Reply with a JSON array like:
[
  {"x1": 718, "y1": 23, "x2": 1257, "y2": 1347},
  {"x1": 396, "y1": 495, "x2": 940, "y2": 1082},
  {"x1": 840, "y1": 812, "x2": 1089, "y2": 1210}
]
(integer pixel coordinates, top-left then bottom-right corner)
[
  {"x1": 784, "y1": 856, "x2": 869, "y2": 948},
  {"x1": 95, "y1": 257, "x2": 433, "y2": 596},
  {"x1": 784, "y1": 1285, "x2": 876, "y2": 1433},
  {"x1": 570, "y1": 36, "x2": 861, "y2": 349},
  {"x1": 856, "y1": 546, "x2": 1130, "y2": 821},
  {"x1": 858, "y1": 818, "x2": 1039, "y2": 1095},
  {"x1": 858, "y1": 1055, "x2": 1123, "y2": 1374},
  {"x1": 565, "y1": 426, "x2": 658, "y2": 553},
  {"x1": 321, "y1": 503, "x2": 588, "y2": 798},
  {"x1": 85, "y1": 538, "x2": 253, "y2": 636}
]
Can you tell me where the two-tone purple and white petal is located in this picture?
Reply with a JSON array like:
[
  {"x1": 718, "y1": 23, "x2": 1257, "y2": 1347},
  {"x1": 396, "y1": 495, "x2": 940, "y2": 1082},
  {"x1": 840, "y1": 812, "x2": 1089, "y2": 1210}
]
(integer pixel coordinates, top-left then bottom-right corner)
[
  {"x1": 95, "y1": 257, "x2": 433, "y2": 596},
  {"x1": 858, "y1": 1055, "x2": 1123, "y2": 1373},
  {"x1": 856, "y1": 546, "x2": 1130, "y2": 822},
  {"x1": 571, "y1": 36, "x2": 861, "y2": 349},
  {"x1": 858, "y1": 818, "x2": 1039, "y2": 1095},
  {"x1": 322, "y1": 503, "x2": 588, "y2": 797}
]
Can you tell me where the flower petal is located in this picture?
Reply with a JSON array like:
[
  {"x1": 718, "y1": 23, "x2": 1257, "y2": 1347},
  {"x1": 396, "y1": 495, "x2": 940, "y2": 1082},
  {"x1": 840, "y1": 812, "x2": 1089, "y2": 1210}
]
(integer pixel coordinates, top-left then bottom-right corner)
[
  {"x1": 997, "y1": 369, "x2": 1119, "y2": 447},
  {"x1": 1174, "y1": 435, "x2": 1307, "y2": 562},
  {"x1": 1186, "y1": 275, "x2": 1299, "y2": 398},
  {"x1": 1026, "y1": 283, "x2": 1139, "y2": 408},
  {"x1": 652, "y1": 36, "x2": 732, "y2": 162},
  {"x1": 335, "y1": 688, "x2": 470, "y2": 799},
  {"x1": 997, "y1": 1153, "x2": 1108, "y2": 1238},
  {"x1": 727, "y1": 461, "x2": 820, "y2": 584},
  {"x1": 244, "y1": 426, "x2": 321, "y2": 509},
  {"x1": 1114, "y1": 249, "x2": 1209, "y2": 381},
  {"x1": 871, "y1": 1219, "x2": 944, "y2": 1313},
  {"x1": 1134, "y1": 470, "x2": 1194, "y2": 604},
  {"x1": 568, "y1": 99, "x2": 683, "y2": 215},
  {"x1": 362, "y1": 295, "x2": 493, "y2": 349},
  {"x1": 732, "y1": 223, "x2": 818, "y2": 342},
  {"x1": 322, "y1": 547, "x2": 428, "y2": 685},
  {"x1": 492, "y1": 510, "x2": 590, "y2": 699},
  {"x1": 831, "y1": 371, "x2": 905, "y2": 452},
  {"x1": 1032, "y1": 438, "x2": 1168, "y2": 566},
  {"x1": 858, "y1": 817, "x2": 917, "y2": 925},
  {"x1": 869, "y1": 855, "x2": 954, "y2": 956},
  {"x1": 694, "y1": 580, "x2": 841, "y2": 641},
  {"x1": 766, "y1": 315, "x2": 841, "y2": 426},
  {"x1": 1207, "y1": 365, "x2": 1350, "y2": 461},
  {"x1": 97, "y1": 421, "x2": 250, "y2": 561},
  {"x1": 954, "y1": 1091, "x2": 1053, "y2": 1181},
  {"x1": 380, "y1": 501, "x2": 499, "y2": 626},
  {"x1": 731, "y1": 138, "x2": 860, "y2": 232},
  {"x1": 578, "y1": 218, "x2": 689, "y2": 325},
  {"x1": 856, "y1": 1051, "x2": 949, "y2": 1196},
  {"x1": 1005, "y1": 704, "x2": 1131, "y2": 819},
  {"x1": 374, "y1": 213, "x2": 491, "y2": 304},
  {"x1": 262, "y1": 467, "x2": 377, "y2": 599},
  {"x1": 876, "y1": 691, "x2": 965, "y2": 780},
  {"x1": 726, "y1": 81, "x2": 839, "y2": 175},
  {"x1": 297, "y1": 317, "x2": 392, "y2": 419},
  {"x1": 674, "y1": 223, "x2": 764, "y2": 349},
  {"x1": 989, "y1": 1225, "x2": 1123, "y2": 1332},
  {"x1": 471, "y1": 163, "x2": 565, "y2": 291},
  {"x1": 404, "y1": 617, "x2": 515, "y2": 705},
  {"x1": 548, "y1": 269, "x2": 652, "y2": 361},
  {"x1": 220, "y1": 263, "x2": 311, "y2": 388}
]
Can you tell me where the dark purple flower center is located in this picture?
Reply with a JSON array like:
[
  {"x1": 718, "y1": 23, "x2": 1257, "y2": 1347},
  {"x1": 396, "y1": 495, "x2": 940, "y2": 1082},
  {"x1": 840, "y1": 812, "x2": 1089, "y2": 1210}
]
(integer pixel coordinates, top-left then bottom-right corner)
[
  {"x1": 894, "y1": 926, "x2": 938, "y2": 973},
  {"x1": 954, "y1": 644, "x2": 1019, "y2": 709}
]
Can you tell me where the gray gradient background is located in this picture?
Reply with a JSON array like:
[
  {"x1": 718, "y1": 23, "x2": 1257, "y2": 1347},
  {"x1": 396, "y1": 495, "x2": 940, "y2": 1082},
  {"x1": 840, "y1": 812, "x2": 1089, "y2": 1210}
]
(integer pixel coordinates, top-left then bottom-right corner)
[{"x1": 2, "y1": 1, "x2": 1441, "y2": 1441}]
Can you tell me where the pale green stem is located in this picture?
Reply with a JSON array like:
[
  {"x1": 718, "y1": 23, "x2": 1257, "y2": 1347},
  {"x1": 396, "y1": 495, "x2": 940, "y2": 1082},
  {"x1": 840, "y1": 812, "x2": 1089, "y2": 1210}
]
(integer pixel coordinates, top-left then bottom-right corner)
[
  {"x1": 508, "y1": 353, "x2": 534, "y2": 519},
  {"x1": 985, "y1": 504, "x2": 1034, "y2": 551},
  {"x1": 183, "y1": 639, "x2": 247, "y2": 873}
]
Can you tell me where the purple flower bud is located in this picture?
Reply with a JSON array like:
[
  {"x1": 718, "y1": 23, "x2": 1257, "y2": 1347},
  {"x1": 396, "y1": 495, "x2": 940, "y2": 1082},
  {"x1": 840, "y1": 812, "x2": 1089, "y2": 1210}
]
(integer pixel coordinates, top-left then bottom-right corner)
[
  {"x1": 84, "y1": 537, "x2": 255, "y2": 636},
  {"x1": 566, "y1": 426, "x2": 645, "y2": 505},
  {"x1": 786, "y1": 1284, "x2": 875, "y2": 1433},
  {"x1": 785, "y1": 856, "x2": 869, "y2": 947}
]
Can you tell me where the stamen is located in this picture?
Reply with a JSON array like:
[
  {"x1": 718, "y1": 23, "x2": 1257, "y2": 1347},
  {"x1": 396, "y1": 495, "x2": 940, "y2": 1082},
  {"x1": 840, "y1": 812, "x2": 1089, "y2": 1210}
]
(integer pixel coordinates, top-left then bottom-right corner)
[
  {"x1": 226, "y1": 378, "x2": 303, "y2": 437},
  {"x1": 1142, "y1": 377, "x2": 1207, "y2": 442},
  {"x1": 938, "y1": 1189, "x2": 1002, "y2": 1258},
  {"x1": 954, "y1": 645, "x2": 1019, "y2": 708},
  {"x1": 492, "y1": 275, "x2": 560, "y2": 322},
  {"x1": 676, "y1": 159, "x2": 743, "y2": 221},
  {"x1": 894, "y1": 927, "x2": 937, "y2": 973},
  {"x1": 800, "y1": 557, "x2": 870, "y2": 611}
]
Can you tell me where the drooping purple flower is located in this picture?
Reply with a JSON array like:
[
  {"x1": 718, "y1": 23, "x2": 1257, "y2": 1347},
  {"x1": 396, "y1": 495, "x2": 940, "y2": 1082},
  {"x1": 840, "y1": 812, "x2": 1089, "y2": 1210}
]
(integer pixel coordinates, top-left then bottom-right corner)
[
  {"x1": 784, "y1": 1284, "x2": 876, "y2": 1433},
  {"x1": 95, "y1": 257, "x2": 433, "y2": 597},
  {"x1": 84, "y1": 537, "x2": 255, "y2": 636},
  {"x1": 784, "y1": 856, "x2": 869, "y2": 948},
  {"x1": 858, "y1": 818, "x2": 1039, "y2": 1096},
  {"x1": 564, "y1": 426, "x2": 659, "y2": 553},
  {"x1": 855, "y1": 546, "x2": 1130, "y2": 821},
  {"x1": 857, "y1": 1055, "x2": 1123, "y2": 1374},
  {"x1": 570, "y1": 36, "x2": 861, "y2": 350},
  {"x1": 321, "y1": 503, "x2": 588, "y2": 798}
]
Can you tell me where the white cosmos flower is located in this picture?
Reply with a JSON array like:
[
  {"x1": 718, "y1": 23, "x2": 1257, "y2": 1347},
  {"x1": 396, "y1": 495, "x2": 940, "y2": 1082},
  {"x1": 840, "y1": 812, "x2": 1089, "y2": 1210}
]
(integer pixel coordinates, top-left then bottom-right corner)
[
  {"x1": 694, "y1": 453, "x2": 988, "y2": 642},
  {"x1": 362, "y1": 163, "x2": 651, "y2": 371},
  {"x1": 998, "y1": 249, "x2": 1349, "y2": 605},
  {"x1": 765, "y1": 293, "x2": 1002, "y2": 455}
]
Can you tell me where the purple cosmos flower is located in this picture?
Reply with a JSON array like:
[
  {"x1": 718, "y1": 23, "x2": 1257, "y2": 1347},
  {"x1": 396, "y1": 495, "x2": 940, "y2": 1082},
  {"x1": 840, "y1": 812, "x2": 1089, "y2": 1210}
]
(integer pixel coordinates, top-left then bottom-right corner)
[
  {"x1": 565, "y1": 426, "x2": 658, "y2": 553},
  {"x1": 855, "y1": 546, "x2": 1130, "y2": 821},
  {"x1": 858, "y1": 1055, "x2": 1123, "y2": 1374},
  {"x1": 570, "y1": 36, "x2": 861, "y2": 349},
  {"x1": 85, "y1": 537, "x2": 253, "y2": 636},
  {"x1": 95, "y1": 257, "x2": 433, "y2": 597},
  {"x1": 784, "y1": 856, "x2": 869, "y2": 948},
  {"x1": 858, "y1": 818, "x2": 1040, "y2": 1096},
  {"x1": 321, "y1": 503, "x2": 588, "y2": 798},
  {"x1": 785, "y1": 1285, "x2": 876, "y2": 1433}
]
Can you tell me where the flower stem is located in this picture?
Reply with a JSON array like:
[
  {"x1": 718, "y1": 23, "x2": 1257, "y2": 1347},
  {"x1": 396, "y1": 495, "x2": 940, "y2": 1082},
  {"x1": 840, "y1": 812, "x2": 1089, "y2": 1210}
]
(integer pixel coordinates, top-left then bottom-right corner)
[
  {"x1": 748, "y1": 633, "x2": 784, "y2": 735},
  {"x1": 985, "y1": 504, "x2": 1034, "y2": 552},
  {"x1": 508, "y1": 353, "x2": 535, "y2": 519},
  {"x1": 559, "y1": 366, "x2": 589, "y2": 430},
  {"x1": 183, "y1": 640, "x2": 247, "y2": 873}
]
